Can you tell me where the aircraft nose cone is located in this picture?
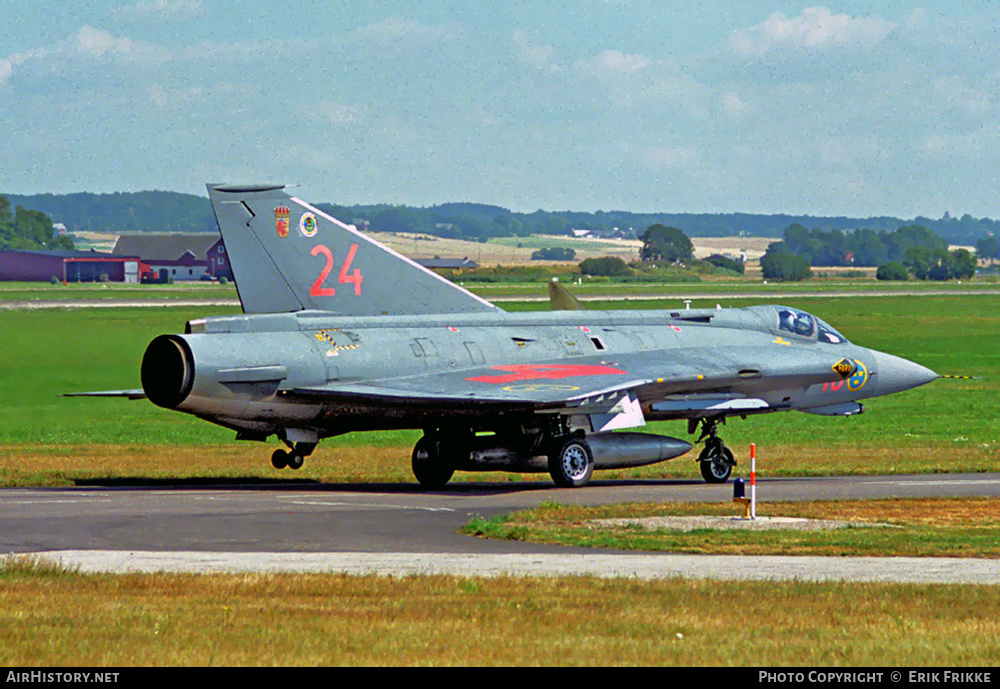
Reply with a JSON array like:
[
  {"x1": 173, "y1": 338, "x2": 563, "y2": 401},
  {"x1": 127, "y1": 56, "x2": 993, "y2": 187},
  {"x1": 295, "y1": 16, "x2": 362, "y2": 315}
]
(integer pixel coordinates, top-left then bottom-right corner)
[{"x1": 871, "y1": 350, "x2": 938, "y2": 396}]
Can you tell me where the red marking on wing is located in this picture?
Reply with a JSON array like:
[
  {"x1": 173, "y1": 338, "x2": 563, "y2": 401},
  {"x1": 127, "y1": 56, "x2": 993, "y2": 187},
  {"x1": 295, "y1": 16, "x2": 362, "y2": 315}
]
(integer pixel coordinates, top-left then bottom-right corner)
[{"x1": 466, "y1": 363, "x2": 627, "y2": 384}]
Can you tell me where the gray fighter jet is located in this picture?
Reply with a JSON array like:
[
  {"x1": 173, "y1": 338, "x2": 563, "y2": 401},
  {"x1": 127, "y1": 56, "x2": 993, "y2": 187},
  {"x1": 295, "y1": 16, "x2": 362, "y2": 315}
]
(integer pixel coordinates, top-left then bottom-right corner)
[{"x1": 72, "y1": 183, "x2": 939, "y2": 488}]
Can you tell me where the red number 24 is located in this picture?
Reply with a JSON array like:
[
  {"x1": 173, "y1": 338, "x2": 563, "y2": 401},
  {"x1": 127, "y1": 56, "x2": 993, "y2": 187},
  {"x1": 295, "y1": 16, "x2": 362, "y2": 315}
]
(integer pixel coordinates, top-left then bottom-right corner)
[{"x1": 310, "y1": 244, "x2": 363, "y2": 297}]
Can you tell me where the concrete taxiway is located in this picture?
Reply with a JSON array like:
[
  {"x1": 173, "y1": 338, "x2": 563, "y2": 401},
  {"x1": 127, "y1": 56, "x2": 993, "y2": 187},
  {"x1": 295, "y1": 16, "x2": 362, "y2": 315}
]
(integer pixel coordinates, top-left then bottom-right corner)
[{"x1": 2, "y1": 473, "x2": 998, "y2": 583}]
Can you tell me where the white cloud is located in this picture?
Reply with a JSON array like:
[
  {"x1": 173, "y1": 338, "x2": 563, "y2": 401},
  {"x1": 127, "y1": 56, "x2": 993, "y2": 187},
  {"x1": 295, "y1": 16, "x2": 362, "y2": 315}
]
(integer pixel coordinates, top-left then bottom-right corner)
[
  {"x1": 75, "y1": 25, "x2": 141, "y2": 58},
  {"x1": 178, "y1": 37, "x2": 320, "y2": 62},
  {"x1": 147, "y1": 81, "x2": 242, "y2": 109},
  {"x1": 639, "y1": 144, "x2": 696, "y2": 171},
  {"x1": 353, "y1": 17, "x2": 463, "y2": 46},
  {"x1": 297, "y1": 102, "x2": 364, "y2": 126},
  {"x1": 731, "y1": 7, "x2": 895, "y2": 56},
  {"x1": 577, "y1": 50, "x2": 651, "y2": 77},
  {"x1": 117, "y1": 1, "x2": 204, "y2": 21},
  {"x1": 512, "y1": 31, "x2": 561, "y2": 72},
  {"x1": 720, "y1": 91, "x2": 746, "y2": 116},
  {"x1": 1, "y1": 25, "x2": 168, "y2": 84},
  {"x1": 932, "y1": 76, "x2": 997, "y2": 114},
  {"x1": 918, "y1": 128, "x2": 998, "y2": 159}
]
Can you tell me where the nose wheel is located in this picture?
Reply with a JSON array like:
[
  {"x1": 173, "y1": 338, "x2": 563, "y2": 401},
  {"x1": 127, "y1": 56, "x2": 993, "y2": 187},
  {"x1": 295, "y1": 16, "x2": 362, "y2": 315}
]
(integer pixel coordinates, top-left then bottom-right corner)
[{"x1": 694, "y1": 419, "x2": 736, "y2": 484}]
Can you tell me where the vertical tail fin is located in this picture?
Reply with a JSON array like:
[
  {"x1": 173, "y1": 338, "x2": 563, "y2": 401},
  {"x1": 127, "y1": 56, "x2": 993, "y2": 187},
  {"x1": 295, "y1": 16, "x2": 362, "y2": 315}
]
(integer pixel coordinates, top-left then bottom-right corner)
[
  {"x1": 207, "y1": 183, "x2": 498, "y2": 316},
  {"x1": 548, "y1": 278, "x2": 585, "y2": 311}
]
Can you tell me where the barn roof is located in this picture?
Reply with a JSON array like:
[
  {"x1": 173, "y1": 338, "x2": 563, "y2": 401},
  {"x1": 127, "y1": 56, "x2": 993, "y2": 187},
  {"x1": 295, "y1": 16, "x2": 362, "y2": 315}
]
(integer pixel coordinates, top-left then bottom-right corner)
[
  {"x1": 112, "y1": 233, "x2": 222, "y2": 261},
  {"x1": 2, "y1": 249, "x2": 132, "y2": 259},
  {"x1": 415, "y1": 257, "x2": 480, "y2": 269}
]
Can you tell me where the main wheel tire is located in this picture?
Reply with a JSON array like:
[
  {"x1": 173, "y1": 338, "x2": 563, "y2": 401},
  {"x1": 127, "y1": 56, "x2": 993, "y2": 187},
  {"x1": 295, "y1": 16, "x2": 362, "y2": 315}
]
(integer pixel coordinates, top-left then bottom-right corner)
[
  {"x1": 548, "y1": 437, "x2": 595, "y2": 488},
  {"x1": 411, "y1": 437, "x2": 455, "y2": 489},
  {"x1": 271, "y1": 449, "x2": 289, "y2": 470},
  {"x1": 699, "y1": 446, "x2": 734, "y2": 483},
  {"x1": 286, "y1": 452, "x2": 304, "y2": 470}
]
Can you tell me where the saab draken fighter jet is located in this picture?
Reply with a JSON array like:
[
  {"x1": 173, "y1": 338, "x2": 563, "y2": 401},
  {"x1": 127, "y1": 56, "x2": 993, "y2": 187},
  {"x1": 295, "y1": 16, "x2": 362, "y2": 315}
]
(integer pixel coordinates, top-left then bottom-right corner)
[{"x1": 72, "y1": 184, "x2": 938, "y2": 488}]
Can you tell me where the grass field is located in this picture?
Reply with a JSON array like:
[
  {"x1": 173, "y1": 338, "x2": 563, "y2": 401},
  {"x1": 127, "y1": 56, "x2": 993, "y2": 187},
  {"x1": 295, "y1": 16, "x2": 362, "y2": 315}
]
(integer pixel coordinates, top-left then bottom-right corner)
[
  {"x1": 1, "y1": 557, "x2": 997, "y2": 666},
  {"x1": 3, "y1": 272, "x2": 998, "y2": 304},
  {"x1": 1, "y1": 293, "x2": 997, "y2": 485},
  {"x1": 463, "y1": 497, "x2": 1000, "y2": 558},
  {"x1": 0, "y1": 281, "x2": 239, "y2": 302}
]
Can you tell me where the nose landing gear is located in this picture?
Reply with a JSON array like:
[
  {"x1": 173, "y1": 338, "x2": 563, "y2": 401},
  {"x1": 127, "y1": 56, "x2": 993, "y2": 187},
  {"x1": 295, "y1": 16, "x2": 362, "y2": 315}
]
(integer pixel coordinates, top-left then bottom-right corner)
[{"x1": 693, "y1": 418, "x2": 736, "y2": 484}]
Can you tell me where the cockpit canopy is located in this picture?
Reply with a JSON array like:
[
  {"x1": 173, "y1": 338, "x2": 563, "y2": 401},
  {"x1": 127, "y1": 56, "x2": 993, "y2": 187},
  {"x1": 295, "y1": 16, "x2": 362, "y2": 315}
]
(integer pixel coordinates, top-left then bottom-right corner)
[{"x1": 775, "y1": 307, "x2": 848, "y2": 344}]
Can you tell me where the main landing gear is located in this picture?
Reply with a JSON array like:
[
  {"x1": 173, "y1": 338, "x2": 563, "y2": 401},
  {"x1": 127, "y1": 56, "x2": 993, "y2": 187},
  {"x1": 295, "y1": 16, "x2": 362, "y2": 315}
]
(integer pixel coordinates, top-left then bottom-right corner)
[
  {"x1": 271, "y1": 441, "x2": 316, "y2": 471},
  {"x1": 411, "y1": 436, "x2": 456, "y2": 490},
  {"x1": 693, "y1": 418, "x2": 736, "y2": 484},
  {"x1": 547, "y1": 435, "x2": 594, "y2": 488},
  {"x1": 410, "y1": 421, "x2": 597, "y2": 489}
]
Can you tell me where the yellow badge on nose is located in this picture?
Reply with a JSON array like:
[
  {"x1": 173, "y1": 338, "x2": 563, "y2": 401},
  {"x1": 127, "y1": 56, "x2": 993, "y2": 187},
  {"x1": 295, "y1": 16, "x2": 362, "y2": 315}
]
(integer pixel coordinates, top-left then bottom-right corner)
[{"x1": 832, "y1": 358, "x2": 856, "y2": 378}]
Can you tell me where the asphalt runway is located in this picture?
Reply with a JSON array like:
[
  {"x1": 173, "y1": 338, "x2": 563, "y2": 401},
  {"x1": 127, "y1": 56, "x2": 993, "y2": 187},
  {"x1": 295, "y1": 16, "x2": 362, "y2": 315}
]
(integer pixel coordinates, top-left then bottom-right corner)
[{"x1": 3, "y1": 473, "x2": 998, "y2": 583}]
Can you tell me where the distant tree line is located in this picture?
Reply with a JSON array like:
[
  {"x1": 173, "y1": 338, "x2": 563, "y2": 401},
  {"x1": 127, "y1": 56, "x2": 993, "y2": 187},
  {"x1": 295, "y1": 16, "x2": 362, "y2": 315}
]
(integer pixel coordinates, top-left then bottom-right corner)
[
  {"x1": 768, "y1": 223, "x2": 950, "y2": 267},
  {"x1": 976, "y1": 236, "x2": 1000, "y2": 262},
  {"x1": 763, "y1": 223, "x2": 978, "y2": 281},
  {"x1": 6, "y1": 190, "x2": 1000, "y2": 245},
  {"x1": 530, "y1": 246, "x2": 576, "y2": 261},
  {"x1": 0, "y1": 195, "x2": 74, "y2": 251},
  {"x1": 4, "y1": 191, "x2": 218, "y2": 234},
  {"x1": 575, "y1": 225, "x2": 745, "y2": 279},
  {"x1": 898, "y1": 247, "x2": 976, "y2": 281}
]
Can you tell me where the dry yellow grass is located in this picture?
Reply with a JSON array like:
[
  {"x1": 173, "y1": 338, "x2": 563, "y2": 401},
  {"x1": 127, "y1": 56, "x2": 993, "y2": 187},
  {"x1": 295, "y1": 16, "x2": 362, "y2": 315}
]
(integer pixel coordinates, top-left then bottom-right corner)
[
  {"x1": 370, "y1": 231, "x2": 643, "y2": 266},
  {"x1": 1, "y1": 441, "x2": 994, "y2": 487},
  {"x1": 515, "y1": 497, "x2": 1000, "y2": 528},
  {"x1": 1, "y1": 561, "x2": 997, "y2": 666},
  {"x1": 784, "y1": 497, "x2": 1000, "y2": 527},
  {"x1": 473, "y1": 497, "x2": 1000, "y2": 558}
]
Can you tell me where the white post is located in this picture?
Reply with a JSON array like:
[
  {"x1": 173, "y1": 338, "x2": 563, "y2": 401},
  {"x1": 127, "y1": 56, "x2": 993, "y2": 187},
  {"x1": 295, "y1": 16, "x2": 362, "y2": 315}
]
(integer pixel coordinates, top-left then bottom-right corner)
[{"x1": 750, "y1": 443, "x2": 757, "y2": 520}]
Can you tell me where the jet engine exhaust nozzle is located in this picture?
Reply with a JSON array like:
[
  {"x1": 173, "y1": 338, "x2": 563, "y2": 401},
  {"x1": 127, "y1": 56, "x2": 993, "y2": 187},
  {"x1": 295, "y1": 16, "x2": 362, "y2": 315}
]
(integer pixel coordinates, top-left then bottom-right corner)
[{"x1": 141, "y1": 335, "x2": 195, "y2": 409}]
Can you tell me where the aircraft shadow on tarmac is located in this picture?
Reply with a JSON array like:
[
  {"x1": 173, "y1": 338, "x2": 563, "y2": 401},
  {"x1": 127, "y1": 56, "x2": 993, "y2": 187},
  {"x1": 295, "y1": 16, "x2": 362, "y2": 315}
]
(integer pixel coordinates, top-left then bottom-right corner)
[{"x1": 71, "y1": 476, "x2": 710, "y2": 495}]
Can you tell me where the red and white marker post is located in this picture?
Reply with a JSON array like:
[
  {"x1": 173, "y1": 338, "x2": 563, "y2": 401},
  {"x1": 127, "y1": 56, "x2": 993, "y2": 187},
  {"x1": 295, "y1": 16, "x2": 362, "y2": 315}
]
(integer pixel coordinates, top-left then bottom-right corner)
[{"x1": 750, "y1": 443, "x2": 757, "y2": 520}]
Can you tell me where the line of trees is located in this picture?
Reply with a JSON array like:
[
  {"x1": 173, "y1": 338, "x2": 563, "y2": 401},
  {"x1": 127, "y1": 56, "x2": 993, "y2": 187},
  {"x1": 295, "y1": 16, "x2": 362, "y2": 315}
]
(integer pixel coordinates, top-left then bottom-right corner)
[
  {"x1": 762, "y1": 223, "x2": 978, "y2": 281},
  {"x1": 0, "y1": 196, "x2": 74, "y2": 251},
  {"x1": 531, "y1": 247, "x2": 576, "y2": 261},
  {"x1": 578, "y1": 225, "x2": 745, "y2": 278},
  {"x1": 770, "y1": 223, "x2": 950, "y2": 267},
  {"x1": 976, "y1": 236, "x2": 1000, "y2": 262},
  {"x1": 7, "y1": 189, "x2": 1000, "y2": 246}
]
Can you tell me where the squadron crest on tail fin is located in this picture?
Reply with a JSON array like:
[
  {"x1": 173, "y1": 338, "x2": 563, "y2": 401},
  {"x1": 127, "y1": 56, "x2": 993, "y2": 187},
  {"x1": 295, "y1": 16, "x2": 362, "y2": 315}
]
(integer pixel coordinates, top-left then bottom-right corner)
[{"x1": 207, "y1": 183, "x2": 498, "y2": 316}]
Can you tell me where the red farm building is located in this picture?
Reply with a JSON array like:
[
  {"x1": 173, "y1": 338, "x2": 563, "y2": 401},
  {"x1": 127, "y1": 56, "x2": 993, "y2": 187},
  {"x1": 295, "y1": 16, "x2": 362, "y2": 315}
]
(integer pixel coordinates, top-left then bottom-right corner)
[
  {"x1": 111, "y1": 234, "x2": 233, "y2": 282},
  {"x1": 0, "y1": 249, "x2": 147, "y2": 283}
]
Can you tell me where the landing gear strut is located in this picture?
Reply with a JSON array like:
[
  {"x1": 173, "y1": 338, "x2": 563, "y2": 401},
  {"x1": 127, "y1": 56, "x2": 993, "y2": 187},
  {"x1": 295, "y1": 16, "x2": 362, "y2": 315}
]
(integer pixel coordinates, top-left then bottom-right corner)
[
  {"x1": 693, "y1": 418, "x2": 735, "y2": 484},
  {"x1": 271, "y1": 441, "x2": 316, "y2": 471}
]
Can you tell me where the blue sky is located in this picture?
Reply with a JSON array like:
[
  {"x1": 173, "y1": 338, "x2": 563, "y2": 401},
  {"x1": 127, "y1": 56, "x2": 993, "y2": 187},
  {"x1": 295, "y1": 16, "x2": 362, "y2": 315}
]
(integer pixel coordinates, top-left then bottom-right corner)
[{"x1": 1, "y1": 2, "x2": 998, "y2": 218}]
